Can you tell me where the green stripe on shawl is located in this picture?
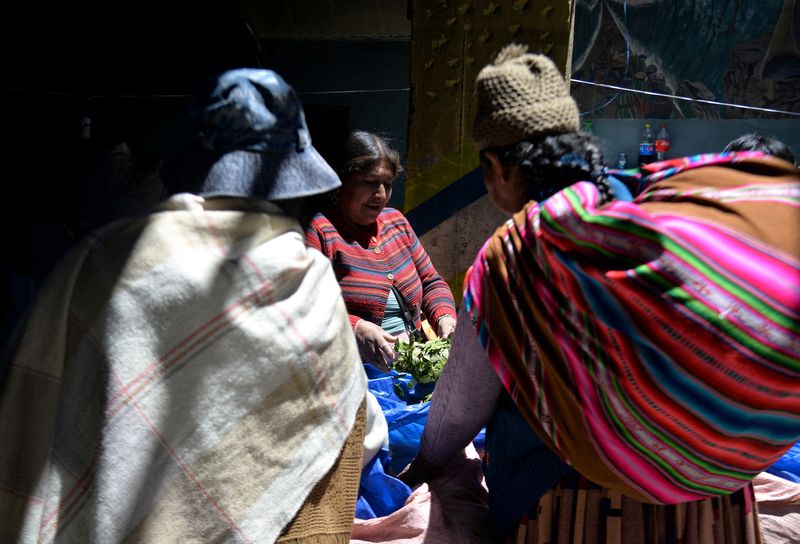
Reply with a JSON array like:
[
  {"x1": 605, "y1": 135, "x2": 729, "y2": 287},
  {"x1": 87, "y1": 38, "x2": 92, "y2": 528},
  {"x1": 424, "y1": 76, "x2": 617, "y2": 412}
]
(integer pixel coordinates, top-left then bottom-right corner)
[
  {"x1": 578, "y1": 313, "x2": 747, "y2": 494},
  {"x1": 611, "y1": 378, "x2": 754, "y2": 482},
  {"x1": 542, "y1": 186, "x2": 798, "y2": 370},
  {"x1": 599, "y1": 378, "x2": 733, "y2": 496},
  {"x1": 551, "y1": 186, "x2": 796, "y2": 335},
  {"x1": 635, "y1": 270, "x2": 800, "y2": 372}
]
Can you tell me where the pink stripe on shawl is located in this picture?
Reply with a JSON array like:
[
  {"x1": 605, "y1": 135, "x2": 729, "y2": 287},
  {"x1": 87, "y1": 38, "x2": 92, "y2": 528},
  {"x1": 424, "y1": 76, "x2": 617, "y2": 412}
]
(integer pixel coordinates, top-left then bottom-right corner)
[{"x1": 657, "y1": 214, "x2": 800, "y2": 309}]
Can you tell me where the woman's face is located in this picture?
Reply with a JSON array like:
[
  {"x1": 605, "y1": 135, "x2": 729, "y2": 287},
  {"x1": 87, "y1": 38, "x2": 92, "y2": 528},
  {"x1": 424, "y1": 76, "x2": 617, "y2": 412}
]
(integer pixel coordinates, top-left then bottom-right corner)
[
  {"x1": 480, "y1": 151, "x2": 527, "y2": 215},
  {"x1": 336, "y1": 160, "x2": 395, "y2": 226}
]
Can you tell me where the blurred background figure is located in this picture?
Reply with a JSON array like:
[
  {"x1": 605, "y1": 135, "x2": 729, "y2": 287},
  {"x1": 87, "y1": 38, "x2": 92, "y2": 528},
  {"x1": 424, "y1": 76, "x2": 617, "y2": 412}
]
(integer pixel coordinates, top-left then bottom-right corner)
[{"x1": 724, "y1": 132, "x2": 797, "y2": 165}]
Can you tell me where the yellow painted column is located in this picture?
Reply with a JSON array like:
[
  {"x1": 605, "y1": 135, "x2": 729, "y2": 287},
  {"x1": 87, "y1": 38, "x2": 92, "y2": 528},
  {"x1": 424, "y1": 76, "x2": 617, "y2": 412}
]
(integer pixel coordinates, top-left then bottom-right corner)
[
  {"x1": 406, "y1": 0, "x2": 576, "y2": 212},
  {"x1": 406, "y1": 0, "x2": 577, "y2": 303}
]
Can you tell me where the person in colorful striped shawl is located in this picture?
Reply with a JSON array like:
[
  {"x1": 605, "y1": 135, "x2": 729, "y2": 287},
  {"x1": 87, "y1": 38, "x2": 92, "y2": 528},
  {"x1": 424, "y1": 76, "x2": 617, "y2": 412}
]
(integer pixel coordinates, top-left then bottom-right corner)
[{"x1": 401, "y1": 44, "x2": 800, "y2": 543}]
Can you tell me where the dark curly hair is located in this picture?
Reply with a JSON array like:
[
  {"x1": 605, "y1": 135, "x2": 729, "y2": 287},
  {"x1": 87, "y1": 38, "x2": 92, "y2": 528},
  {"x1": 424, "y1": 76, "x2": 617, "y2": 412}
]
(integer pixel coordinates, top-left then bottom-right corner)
[{"x1": 483, "y1": 131, "x2": 612, "y2": 204}]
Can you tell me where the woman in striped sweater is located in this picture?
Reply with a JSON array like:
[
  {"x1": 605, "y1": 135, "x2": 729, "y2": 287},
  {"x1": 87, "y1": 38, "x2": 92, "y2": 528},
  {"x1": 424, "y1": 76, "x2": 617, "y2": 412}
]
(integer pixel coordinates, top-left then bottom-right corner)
[
  {"x1": 305, "y1": 131, "x2": 456, "y2": 368},
  {"x1": 401, "y1": 45, "x2": 800, "y2": 542}
]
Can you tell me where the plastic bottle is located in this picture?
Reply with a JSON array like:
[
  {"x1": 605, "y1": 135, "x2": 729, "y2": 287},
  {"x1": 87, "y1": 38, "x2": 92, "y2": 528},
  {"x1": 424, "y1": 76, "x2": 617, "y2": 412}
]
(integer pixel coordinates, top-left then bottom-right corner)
[
  {"x1": 80, "y1": 116, "x2": 92, "y2": 140},
  {"x1": 655, "y1": 124, "x2": 671, "y2": 161},
  {"x1": 638, "y1": 122, "x2": 654, "y2": 166}
]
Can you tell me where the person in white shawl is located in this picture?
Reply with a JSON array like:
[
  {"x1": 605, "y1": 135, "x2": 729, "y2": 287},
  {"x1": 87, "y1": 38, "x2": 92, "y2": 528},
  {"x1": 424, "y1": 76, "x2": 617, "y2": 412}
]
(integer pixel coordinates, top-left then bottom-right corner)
[{"x1": 0, "y1": 69, "x2": 368, "y2": 543}]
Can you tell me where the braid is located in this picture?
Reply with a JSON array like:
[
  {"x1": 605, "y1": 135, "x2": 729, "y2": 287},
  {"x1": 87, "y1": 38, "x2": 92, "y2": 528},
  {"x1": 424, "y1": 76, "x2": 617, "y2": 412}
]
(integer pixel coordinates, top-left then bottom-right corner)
[{"x1": 491, "y1": 132, "x2": 613, "y2": 204}]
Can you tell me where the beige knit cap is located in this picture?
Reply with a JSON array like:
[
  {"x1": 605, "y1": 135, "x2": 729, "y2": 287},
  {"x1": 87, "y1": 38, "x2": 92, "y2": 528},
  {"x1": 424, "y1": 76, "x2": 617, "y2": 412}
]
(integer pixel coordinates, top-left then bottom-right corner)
[{"x1": 472, "y1": 44, "x2": 580, "y2": 150}]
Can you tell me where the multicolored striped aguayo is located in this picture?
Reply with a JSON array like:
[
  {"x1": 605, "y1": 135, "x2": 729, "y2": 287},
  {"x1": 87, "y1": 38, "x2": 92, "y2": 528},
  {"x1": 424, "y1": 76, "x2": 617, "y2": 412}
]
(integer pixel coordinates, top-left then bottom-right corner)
[{"x1": 464, "y1": 152, "x2": 800, "y2": 504}]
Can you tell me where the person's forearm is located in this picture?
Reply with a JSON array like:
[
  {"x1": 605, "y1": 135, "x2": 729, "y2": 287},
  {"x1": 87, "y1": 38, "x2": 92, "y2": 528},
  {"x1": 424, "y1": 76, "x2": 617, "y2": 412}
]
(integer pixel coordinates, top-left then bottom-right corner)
[
  {"x1": 422, "y1": 282, "x2": 456, "y2": 325},
  {"x1": 418, "y1": 304, "x2": 503, "y2": 467}
]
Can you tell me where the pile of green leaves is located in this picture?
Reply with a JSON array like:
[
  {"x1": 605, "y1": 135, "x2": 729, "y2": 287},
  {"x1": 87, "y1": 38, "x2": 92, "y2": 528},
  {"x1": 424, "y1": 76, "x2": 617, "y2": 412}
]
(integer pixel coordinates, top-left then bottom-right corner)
[{"x1": 392, "y1": 337, "x2": 451, "y2": 385}]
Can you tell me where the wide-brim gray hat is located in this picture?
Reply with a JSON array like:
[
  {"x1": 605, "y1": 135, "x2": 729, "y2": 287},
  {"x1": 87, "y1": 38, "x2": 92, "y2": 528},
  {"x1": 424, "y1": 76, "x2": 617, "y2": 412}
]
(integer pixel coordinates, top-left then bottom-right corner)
[{"x1": 192, "y1": 68, "x2": 340, "y2": 201}]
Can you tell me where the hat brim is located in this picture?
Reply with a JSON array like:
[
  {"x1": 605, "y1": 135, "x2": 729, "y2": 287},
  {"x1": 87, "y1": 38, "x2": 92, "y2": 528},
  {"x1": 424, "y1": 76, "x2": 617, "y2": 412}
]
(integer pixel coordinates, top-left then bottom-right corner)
[{"x1": 200, "y1": 145, "x2": 341, "y2": 201}]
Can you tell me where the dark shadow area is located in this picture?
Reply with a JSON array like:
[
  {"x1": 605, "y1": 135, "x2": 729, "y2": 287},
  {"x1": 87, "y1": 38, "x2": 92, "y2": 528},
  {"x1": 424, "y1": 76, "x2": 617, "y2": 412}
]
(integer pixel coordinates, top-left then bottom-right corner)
[{"x1": 0, "y1": 0, "x2": 258, "y2": 341}]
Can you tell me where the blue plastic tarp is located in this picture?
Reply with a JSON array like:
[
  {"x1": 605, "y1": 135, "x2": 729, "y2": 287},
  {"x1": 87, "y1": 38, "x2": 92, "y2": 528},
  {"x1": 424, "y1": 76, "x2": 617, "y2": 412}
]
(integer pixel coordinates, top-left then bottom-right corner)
[
  {"x1": 355, "y1": 364, "x2": 484, "y2": 519},
  {"x1": 767, "y1": 441, "x2": 800, "y2": 484}
]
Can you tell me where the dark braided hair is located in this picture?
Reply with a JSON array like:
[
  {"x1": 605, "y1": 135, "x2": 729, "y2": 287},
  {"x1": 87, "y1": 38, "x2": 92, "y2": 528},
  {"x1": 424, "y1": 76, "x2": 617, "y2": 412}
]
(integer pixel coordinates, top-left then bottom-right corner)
[{"x1": 485, "y1": 132, "x2": 613, "y2": 204}]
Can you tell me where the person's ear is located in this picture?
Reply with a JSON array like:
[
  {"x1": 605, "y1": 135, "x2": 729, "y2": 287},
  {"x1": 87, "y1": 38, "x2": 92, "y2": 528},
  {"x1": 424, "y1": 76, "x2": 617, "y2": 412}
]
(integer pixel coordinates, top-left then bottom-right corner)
[{"x1": 482, "y1": 151, "x2": 515, "y2": 185}]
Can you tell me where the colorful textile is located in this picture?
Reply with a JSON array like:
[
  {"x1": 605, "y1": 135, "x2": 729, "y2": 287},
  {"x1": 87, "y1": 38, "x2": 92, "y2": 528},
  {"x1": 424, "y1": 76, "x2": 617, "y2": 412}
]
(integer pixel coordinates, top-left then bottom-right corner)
[
  {"x1": 306, "y1": 207, "x2": 456, "y2": 329},
  {"x1": 508, "y1": 473, "x2": 761, "y2": 544},
  {"x1": 0, "y1": 194, "x2": 367, "y2": 543},
  {"x1": 464, "y1": 153, "x2": 800, "y2": 504}
]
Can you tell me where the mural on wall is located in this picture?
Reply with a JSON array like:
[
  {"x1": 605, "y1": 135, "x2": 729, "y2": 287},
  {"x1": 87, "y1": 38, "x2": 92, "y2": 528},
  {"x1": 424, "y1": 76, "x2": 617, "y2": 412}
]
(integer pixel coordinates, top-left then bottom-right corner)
[{"x1": 571, "y1": 0, "x2": 800, "y2": 119}]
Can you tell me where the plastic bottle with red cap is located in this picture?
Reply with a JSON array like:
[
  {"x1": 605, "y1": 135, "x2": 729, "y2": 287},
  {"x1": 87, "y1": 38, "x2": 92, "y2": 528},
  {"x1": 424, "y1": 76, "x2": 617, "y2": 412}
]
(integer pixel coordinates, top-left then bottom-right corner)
[{"x1": 655, "y1": 123, "x2": 671, "y2": 161}]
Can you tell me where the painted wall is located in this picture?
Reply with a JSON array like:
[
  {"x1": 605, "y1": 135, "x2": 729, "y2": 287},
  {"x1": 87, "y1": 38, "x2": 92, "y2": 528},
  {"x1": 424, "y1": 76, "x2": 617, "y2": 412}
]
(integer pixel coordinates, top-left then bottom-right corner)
[
  {"x1": 238, "y1": 0, "x2": 411, "y2": 40},
  {"x1": 590, "y1": 118, "x2": 800, "y2": 165},
  {"x1": 260, "y1": 40, "x2": 411, "y2": 208},
  {"x1": 406, "y1": 0, "x2": 577, "y2": 299},
  {"x1": 406, "y1": 0, "x2": 575, "y2": 213},
  {"x1": 573, "y1": 0, "x2": 800, "y2": 120}
]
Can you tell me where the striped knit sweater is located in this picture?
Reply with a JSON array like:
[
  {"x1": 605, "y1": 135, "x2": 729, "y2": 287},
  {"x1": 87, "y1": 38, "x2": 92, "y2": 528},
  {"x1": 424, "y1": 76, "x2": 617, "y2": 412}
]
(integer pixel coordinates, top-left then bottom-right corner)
[{"x1": 306, "y1": 208, "x2": 456, "y2": 330}]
